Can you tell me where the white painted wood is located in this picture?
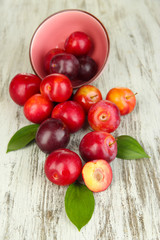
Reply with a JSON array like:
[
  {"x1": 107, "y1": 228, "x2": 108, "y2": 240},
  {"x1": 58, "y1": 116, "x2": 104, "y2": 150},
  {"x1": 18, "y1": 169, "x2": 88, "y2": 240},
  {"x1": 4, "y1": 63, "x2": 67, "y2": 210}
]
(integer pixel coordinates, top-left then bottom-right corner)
[{"x1": 0, "y1": 0, "x2": 160, "y2": 239}]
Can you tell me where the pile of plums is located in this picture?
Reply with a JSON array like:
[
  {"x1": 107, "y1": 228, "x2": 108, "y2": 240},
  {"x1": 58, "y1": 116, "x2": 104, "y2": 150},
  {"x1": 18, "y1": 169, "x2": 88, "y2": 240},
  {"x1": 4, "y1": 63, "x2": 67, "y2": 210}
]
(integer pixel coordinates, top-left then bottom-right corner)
[
  {"x1": 9, "y1": 31, "x2": 136, "y2": 193},
  {"x1": 44, "y1": 31, "x2": 98, "y2": 82}
]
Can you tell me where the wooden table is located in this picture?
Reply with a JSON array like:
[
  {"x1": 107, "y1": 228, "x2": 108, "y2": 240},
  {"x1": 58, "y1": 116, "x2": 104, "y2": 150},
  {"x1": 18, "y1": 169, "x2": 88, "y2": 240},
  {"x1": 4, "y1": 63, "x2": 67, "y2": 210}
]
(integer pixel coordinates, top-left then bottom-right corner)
[{"x1": 1, "y1": 0, "x2": 160, "y2": 239}]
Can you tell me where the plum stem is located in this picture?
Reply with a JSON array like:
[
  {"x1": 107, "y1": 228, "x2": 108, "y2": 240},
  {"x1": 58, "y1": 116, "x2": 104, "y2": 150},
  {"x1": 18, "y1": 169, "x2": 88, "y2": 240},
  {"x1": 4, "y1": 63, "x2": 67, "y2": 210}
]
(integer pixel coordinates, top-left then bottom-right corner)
[
  {"x1": 109, "y1": 138, "x2": 117, "y2": 147},
  {"x1": 126, "y1": 92, "x2": 138, "y2": 99},
  {"x1": 90, "y1": 94, "x2": 98, "y2": 100}
]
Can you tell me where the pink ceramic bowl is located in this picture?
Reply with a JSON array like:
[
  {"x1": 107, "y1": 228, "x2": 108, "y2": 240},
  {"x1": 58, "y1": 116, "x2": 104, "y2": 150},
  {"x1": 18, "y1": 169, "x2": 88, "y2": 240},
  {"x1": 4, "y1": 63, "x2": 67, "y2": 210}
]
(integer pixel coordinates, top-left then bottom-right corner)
[{"x1": 29, "y1": 9, "x2": 110, "y2": 88}]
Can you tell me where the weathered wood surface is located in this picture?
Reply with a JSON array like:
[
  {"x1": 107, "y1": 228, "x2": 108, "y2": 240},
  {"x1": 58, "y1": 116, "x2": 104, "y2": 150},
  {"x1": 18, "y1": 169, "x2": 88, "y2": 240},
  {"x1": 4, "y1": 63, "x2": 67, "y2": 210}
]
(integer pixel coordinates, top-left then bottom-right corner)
[{"x1": 0, "y1": 0, "x2": 160, "y2": 239}]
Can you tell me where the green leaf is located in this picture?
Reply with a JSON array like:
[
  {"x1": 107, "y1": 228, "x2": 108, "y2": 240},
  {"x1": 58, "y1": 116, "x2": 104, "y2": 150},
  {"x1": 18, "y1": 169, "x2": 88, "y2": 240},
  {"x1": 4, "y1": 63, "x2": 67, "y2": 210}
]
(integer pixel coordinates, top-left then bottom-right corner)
[
  {"x1": 7, "y1": 124, "x2": 39, "y2": 153},
  {"x1": 65, "y1": 182, "x2": 95, "y2": 231},
  {"x1": 117, "y1": 135, "x2": 150, "y2": 159}
]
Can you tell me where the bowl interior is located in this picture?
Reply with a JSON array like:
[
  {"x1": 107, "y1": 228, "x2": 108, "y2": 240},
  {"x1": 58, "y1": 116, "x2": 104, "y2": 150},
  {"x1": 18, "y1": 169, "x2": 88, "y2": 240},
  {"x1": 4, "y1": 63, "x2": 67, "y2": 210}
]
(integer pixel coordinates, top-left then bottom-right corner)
[{"x1": 30, "y1": 10, "x2": 109, "y2": 88}]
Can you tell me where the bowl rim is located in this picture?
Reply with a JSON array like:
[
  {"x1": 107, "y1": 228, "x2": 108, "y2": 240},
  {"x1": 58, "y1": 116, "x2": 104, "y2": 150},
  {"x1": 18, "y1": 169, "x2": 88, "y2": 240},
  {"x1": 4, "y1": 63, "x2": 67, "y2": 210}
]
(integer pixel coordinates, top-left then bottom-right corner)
[{"x1": 29, "y1": 9, "x2": 110, "y2": 88}]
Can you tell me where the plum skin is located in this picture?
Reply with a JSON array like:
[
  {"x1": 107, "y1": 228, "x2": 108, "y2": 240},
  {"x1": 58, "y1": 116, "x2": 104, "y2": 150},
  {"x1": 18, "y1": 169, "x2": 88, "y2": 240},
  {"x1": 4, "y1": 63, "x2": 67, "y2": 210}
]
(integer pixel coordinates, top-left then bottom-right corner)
[
  {"x1": 51, "y1": 101, "x2": 85, "y2": 133},
  {"x1": 40, "y1": 73, "x2": 73, "y2": 102},
  {"x1": 23, "y1": 94, "x2": 53, "y2": 124},
  {"x1": 73, "y1": 85, "x2": 102, "y2": 113},
  {"x1": 44, "y1": 48, "x2": 64, "y2": 74},
  {"x1": 78, "y1": 56, "x2": 98, "y2": 81},
  {"x1": 79, "y1": 131, "x2": 117, "y2": 163},
  {"x1": 36, "y1": 118, "x2": 70, "y2": 154},
  {"x1": 88, "y1": 100, "x2": 121, "y2": 133},
  {"x1": 9, "y1": 73, "x2": 41, "y2": 106},
  {"x1": 50, "y1": 53, "x2": 80, "y2": 80},
  {"x1": 106, "y1": 87, "x2": 136, "y2": 115},
  {"x1": 44, "y1": 148, "x2": 82, "y2": 185},
  {"x1": 64, "y1": 31, "x2": 92, "y2": 56}
]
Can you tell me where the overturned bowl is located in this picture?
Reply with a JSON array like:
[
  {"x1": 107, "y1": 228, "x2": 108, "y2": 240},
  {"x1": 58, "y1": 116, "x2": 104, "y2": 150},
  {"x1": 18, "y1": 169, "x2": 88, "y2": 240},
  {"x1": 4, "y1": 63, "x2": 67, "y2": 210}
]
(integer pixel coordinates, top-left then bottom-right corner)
[{"x1": 29, "y1": 9, "x2": 110, "y2": 88}]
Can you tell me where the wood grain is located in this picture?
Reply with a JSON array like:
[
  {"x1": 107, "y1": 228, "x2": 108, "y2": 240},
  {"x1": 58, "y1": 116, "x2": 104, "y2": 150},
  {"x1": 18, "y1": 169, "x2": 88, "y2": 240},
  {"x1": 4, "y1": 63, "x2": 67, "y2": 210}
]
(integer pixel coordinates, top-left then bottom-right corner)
[{"x1": 0, "y1": 0, "x2": 160, "y2": 239}]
